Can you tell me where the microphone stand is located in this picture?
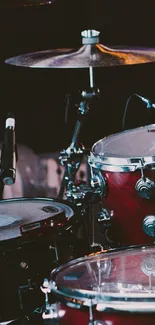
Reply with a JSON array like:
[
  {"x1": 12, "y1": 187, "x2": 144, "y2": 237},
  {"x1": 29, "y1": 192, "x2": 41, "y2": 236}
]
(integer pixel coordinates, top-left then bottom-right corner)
[{"x1": 0, "y1": 114, "x2": 18, "y2": 200}]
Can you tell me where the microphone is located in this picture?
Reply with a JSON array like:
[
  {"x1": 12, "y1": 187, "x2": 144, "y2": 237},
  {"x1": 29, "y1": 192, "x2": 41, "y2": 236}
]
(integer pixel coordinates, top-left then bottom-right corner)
[
  {"x1": 1, "y1": 113, "x2": 17, "y2": 185},
  {"x1": 136, "y1": 94, "x2": 155, "y2": 109}
]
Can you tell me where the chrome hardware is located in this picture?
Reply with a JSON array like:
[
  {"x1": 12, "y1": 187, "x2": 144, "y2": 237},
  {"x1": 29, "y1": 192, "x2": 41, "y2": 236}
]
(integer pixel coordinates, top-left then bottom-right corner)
[
  {"x1": 42, "y1": 303, "x2": 64, "y2": 323},
  {"x1": 143, "y1": 215, "x2": 155, "y2": 237},
  {"x1": 136, "y1": 177, "x2": 155, "y2": 199},
  {"x1": 135, "y1": 160, "x2": 155, "y2": 199},
  {"x1": 81, "y1": 30, "x2": 100, "y2": 45},
  {"x1": 97, "y1": 208, "x2": 113, "y2": 223},
  {"x1": 88, "y1": 301, "x2": 94, "y2": 325},
  {"x1": 89, "y1": 125, "x2": 155, "y2": 173},
  {"x1": 41, "y1": 279, "x2": 64, "y2": 321},
  {"x1": 41, "y1": 278, "x2": 51, "y2": 313},
  {"x1": 90, "y1": 166, "x2": 106, "y2": 197},
  {"x1": 96, "y1": 207, "x2": 115, "y2": 249},
  {"x1": 81, "y1": 88, "x2": 100, "y2": 101},
  {"x1": 88, "y1": 300, "x2": 106, "y2": 325},
  {"x1": 58, "y1": 86, "x2": 99, "y2": 199}
]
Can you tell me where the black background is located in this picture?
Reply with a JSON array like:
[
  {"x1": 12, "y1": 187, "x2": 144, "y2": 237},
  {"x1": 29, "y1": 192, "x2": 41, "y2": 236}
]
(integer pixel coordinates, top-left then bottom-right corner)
[{"x1": 1, "y1": 0, "x2": 155, "y2": 154}]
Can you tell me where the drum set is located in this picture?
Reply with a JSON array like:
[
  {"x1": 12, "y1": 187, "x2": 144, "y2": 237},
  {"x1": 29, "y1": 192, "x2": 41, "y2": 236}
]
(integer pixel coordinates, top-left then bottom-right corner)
[{"x1": 2, "y1": 23, "x2": 155, "y2": 325}]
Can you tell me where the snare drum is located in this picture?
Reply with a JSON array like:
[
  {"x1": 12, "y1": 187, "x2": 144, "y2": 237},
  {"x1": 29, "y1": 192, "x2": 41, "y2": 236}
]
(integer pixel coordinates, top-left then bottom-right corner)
[
  {"x1": 89, "y1": 124, "x2": 155, "y2": 246},
  {"x1": 45, "y1": 245, "x2": 155, "y2": 325},
  {"x1": 0, "y1": 197, "x2": 86, "y2": 323}
]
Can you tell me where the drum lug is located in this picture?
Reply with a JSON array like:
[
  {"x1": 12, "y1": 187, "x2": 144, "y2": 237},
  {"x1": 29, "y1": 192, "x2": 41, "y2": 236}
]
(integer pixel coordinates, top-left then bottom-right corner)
[
  {"x1": 135, "y1": 177, "x2": 155, "y2": 199},
  {"x1": 97, "y1": 208, "x2": 113, "y2": 224},
  {"x1": 96, "y1": 208, "x2": 115, "y2": 249},
  {"x1": 90, "y1": 167, "x2": 107, "y2": 197},
  {"x1": 135, "y1": 160, "x2": 155, "y2": 199},
  {"x1": 143, "y1": 215, "x2": 155, "y2": 238},
  {"x1": 42, "y1": 303, "x2": 61, "y2": 322}
]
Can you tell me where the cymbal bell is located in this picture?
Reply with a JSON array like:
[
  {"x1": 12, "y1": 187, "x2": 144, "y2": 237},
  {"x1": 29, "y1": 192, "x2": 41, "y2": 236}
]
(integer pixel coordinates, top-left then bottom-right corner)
[{"x1": 5, "y1": 30, "x2": 155, "y2": 68}]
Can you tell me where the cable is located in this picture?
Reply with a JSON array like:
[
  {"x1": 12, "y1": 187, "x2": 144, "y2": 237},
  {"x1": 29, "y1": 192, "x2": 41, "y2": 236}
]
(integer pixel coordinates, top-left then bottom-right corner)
[{"x1": 122, "y1": 93, "x2": 138, "y2": 130}]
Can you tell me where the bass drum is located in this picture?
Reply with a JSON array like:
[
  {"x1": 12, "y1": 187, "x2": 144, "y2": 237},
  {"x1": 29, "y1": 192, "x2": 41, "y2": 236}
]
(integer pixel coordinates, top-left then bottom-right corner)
[
  {"x1": 46, "y1": 245, "x2": 155, "y2": 325},
  {"x1": 89, "y1": 124, "x2": 155, "y2": 246},
  {"x1": 0, "y1": 197, "x2": 87, "y2": 323}
]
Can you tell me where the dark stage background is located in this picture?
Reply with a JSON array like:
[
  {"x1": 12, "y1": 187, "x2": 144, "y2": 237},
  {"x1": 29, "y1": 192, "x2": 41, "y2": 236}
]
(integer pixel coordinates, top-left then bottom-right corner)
[{"x1": 1, "y1": 0, "x2": 155, "y2": 155}]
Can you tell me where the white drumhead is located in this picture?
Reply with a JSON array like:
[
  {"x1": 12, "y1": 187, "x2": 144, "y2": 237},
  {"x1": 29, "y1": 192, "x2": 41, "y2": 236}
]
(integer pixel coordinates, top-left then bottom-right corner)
[
  {"x1": 50, "y1": 245, "x2": 155, "y2": 312},
  {"x1": 89, "y1": 125, "x2": 155, "y2": 171},
  {"x1": 93, "y1": 125, "x2": 155, "y2": 158},
  {"x1": 0, "y1": 198, "x2": 74, "y2": 241}
]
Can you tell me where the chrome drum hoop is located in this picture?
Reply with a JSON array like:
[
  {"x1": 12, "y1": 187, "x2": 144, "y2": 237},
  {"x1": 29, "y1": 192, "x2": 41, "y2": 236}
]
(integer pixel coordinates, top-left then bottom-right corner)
[
  {"x1": 88, "y1": 152, "x2": 155, "y2": 172},
  {"x1": 48, "y1": 245, "x2": 155, "y2": 312}
]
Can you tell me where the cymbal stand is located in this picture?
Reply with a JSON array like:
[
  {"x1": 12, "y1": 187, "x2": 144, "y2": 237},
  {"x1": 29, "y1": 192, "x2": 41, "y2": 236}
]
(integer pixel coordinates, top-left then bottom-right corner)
[
  {"x1": 58, "y1": 100, "x2": 88, "y2": 199},
  {"x1": 58, "y1": 29, "x2": 101, "y2": 199},
  {"x1": 58, "y1": 76, "x2": 99, "y2": 198},
  {"x1": 58, "y1": 65, "x2": 103, "y2": 252}
]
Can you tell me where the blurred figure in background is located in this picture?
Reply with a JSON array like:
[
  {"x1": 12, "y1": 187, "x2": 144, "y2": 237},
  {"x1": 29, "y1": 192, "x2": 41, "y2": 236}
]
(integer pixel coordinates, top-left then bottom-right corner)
[
  {"x1": 1, "y1": 144, "x2": 88, "y2": 200},
  {"x1": 2, "y1": 144, "x2": 39, "y2": 199}
]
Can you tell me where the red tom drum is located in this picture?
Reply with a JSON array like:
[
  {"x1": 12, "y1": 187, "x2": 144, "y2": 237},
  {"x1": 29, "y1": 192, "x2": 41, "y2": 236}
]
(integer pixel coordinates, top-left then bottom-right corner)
[
  {"x1": 89, "y1": 124, "x2": 155, "y2": 246},
  {"x1": 45, "y1": 245, "x2": 155, "y2": 325}
]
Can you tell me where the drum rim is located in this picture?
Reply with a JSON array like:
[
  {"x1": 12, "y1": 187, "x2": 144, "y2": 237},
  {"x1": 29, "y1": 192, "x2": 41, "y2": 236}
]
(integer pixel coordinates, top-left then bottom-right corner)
[
  {"x1": 0, "y1": 197, "x2": 76, "y2": 241},
  {"x1": 0, "y1": 196, "x2": 75, "y2": 214},
  {"x1": 49, "y1": 244, "x2": 155, "y2": 312},
  {"x1": 89, "y1": 124, "x2": 155, "y2": 172}
]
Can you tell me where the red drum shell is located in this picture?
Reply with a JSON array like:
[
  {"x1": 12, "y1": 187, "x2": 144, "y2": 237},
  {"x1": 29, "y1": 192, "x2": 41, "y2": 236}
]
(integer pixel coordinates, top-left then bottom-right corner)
[
  {"x1": 90, "y1": 125, "x2": 155, "y2": 246},
  {"x1": 57, "y1": 305, "x2": 155, "y2": 325},
  {"x1": 102, "y1": 169, "x2": 155, "y2": 245}
]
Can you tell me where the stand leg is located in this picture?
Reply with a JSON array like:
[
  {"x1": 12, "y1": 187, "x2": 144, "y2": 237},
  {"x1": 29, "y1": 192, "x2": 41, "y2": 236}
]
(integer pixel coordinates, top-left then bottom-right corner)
[{"x1": 89, "y1": 66, "x2": 94, "y2": 88}]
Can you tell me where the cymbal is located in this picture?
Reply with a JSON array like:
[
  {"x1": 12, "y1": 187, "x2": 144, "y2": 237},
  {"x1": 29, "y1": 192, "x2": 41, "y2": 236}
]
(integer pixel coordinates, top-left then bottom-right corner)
[{"x1": 5, "y1": 29, "x2": 155, "y2": 68}]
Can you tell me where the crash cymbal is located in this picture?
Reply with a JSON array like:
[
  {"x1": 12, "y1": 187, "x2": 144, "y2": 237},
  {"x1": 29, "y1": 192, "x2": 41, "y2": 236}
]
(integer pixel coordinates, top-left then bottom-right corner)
[{"x1": 5, "y1": 29, "x2": 155, "y2": 68}]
